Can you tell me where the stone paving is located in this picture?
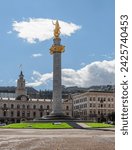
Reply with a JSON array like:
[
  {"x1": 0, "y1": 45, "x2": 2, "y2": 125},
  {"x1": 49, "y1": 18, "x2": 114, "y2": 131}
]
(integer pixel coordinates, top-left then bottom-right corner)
[{"x1": 0, "y1": 129, "x2": 115, "y2": 150}]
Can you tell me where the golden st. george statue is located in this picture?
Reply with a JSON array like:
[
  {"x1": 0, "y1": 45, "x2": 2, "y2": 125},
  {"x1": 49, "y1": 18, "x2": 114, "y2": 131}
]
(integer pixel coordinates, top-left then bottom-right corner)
[
  {"x1": 50, "y1": 20, "x2": 65, "y2": 54},
  {"x1": 53, "y1": 20, "x2": 61, "y2": 38}
]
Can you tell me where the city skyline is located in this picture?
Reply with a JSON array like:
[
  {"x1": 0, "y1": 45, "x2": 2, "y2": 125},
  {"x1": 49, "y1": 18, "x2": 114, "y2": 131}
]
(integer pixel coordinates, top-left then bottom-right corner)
[{"x1": 0, "y1": 0, "x2": 115, "y2": 90}]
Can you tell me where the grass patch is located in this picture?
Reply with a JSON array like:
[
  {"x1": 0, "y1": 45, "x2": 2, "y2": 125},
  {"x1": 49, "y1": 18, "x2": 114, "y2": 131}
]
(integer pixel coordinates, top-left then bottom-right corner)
[
  {"x1": 86, "y1": 123, "x2": 114, "y2": 128},
  {"x1": 0, "y1": 122, "x2": 73, "y2": 129}
]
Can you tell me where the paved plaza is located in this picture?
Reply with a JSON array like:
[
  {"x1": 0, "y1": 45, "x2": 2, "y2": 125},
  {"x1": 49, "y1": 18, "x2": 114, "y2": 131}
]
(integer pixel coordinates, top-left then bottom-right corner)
[{"x1": 0, "y1": 128, "x2": 114, "y2": 150}]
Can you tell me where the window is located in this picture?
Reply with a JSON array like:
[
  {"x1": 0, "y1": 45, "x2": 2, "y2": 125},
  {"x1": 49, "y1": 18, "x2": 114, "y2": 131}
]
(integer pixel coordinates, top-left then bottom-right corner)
[
  {"x1": 98, "y1": 97, "x2": 100, "y2": 101},
  {"x1": 93, "y1": 110, "x2": 96, "y2": 114},
  {"x1": 84, "y1": 110, "x2": 87, "y2": 115},
  {"x1": 98, "y1": 111, "x2": 100, "y2": 114},
  {"x1": 108, "y1": 98, "x2": 110, "y2": 101},
  {"x1": 3, "y1": 111, "x2": 6, "y2": 116},
  {"x1": 17, "y1": 111, "x2": 20, "y2": 117},
  {"x1": 93, "y1": 97, "x2": 95, "y2": 101},
  {"x1": 47, "y1": 105, "x2": 49, "y2": 110},
  {"x1": 93, "y1": 104, "x2": 96, "y2": 107},
  {"x1": 27, "y1": 105, "x2": 30, "y2": 109},
  {"x1": 66, "y1": 112, "x2": 69, "y2": 116},
  {"x1": 40, "y1": 112, "x2": 43, "y2": 117},
  {"x1": 101, "y1": 104, "x2": 103, "y2": 108},
  {"x1": 22, "y1": 104, "x2": 25, "y2": 109},
  {"x1": 27, "y1": 112, "x2": 30, "y2": 117},
  {"x1": 17, "y1": 104, "x2": 20, "y2": 109},
  {"x1": 33, "y1": 112, "x2": 36, "y2": 117},
  {"x1": 84, "y1": 97, "x2": 87, "y2": 101},
  {"x1": 3, "y1": 104, "x2": 7, "y2": 108},
  {"x1": 84, "y1": 104, "x2": 87, "y2": 108},
  {"x1": 108, "y1": 104, "x2": 111, "y2": 108},
  {"x1": 11, "y1": 104, "x2": 14, "y2": 109},
  {"x1": 33, "y1": 105, "x2": 36, "y2": 109},
  {"x1": 90, "y1": 103, "x2": 92, "y2": 107},
  {"x1": 22, "y1": 111, "x2": 25, "y2": 117},
  {"x1": 90, "y1": 97, "x2": 92, "y2": 101},
  {"x1": 40, "y1": 105, "x2": 43, "y2": 109},
  {"x1": 11, "y1": 111, "x2": 14, "y2": 117},
  {"x1": 66, "y1": 106, "x2": 69, "y2": 110}
]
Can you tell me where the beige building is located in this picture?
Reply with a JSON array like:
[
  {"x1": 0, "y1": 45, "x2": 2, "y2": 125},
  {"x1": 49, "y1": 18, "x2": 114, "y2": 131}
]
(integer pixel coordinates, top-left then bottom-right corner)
[
  {"x1": 0, "y1": 71, "x2": 72, "y2": 123},
  {"x1": 0, "y1": 98, "x2": 72, "y2": 123},
  {"x1": 72, "y1": 91, "x2": 115, "y2": 122}
]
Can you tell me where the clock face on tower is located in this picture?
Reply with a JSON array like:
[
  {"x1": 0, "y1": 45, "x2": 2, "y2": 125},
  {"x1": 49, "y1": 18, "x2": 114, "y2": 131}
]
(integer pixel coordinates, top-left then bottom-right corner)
[{"x1": 21, "y1": 95, "x2": 27, "y2": 101}]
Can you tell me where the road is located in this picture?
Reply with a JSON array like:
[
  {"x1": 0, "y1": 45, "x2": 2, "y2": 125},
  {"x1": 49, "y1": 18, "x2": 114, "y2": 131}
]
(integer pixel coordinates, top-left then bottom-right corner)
[{"x1": 0, "y1": 128, "x2": 115, "y2": 150}]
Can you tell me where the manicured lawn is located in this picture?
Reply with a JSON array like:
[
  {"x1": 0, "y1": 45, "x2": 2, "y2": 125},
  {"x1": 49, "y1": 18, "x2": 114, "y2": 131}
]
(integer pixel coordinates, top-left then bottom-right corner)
[
  {"x1": 86, "y1": 123, "x2": 114, "y2": 128},
  {"x1": 0, "y1": 122, "x2": 73, "y2": 129}
]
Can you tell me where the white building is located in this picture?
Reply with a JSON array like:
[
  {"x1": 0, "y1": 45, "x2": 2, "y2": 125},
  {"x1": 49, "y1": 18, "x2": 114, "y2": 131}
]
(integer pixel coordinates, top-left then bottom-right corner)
[{"x1": 72, "y1": 91, "x2": 115, "y2": 122}]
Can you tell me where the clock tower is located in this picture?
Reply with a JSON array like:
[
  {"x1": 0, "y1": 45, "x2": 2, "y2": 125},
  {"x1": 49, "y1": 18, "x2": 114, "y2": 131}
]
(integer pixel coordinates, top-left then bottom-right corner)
[{"x1": 15, "y1": 71, "x2": 27, "y2": 98}]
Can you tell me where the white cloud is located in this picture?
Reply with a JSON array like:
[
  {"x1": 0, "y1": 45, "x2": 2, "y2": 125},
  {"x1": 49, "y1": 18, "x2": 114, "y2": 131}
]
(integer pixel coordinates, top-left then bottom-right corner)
[
  {"x1": 32, "y1": 53, "x2": 42, "y2": 58},
  {"x1": 26, "y1": 71, "x2": 53, "y2": 87},
  {"x1": 12, "y1": 18, "x2": 81, "y2": 43},
  {"x1": 26, "y1": 60, "x2": 115, "y2": 88}
]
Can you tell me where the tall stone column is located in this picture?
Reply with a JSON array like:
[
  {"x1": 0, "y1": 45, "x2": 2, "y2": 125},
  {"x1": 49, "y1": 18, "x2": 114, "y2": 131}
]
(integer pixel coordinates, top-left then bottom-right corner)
[
  {"x1": 50, "y1": 21, "x2": 65, "y2": 117},
  {"x1": 52, "y1": 45, "x2": 63, "y2": 115},
  {"x1": 50, "y1": 38, "x2": 63, "y2": 115}
]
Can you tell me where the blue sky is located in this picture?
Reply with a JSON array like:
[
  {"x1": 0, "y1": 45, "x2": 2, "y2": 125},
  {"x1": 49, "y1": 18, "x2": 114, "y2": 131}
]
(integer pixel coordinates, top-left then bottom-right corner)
[{"x1": 0, "y1": 0, "x2": 115, "y2": 90}]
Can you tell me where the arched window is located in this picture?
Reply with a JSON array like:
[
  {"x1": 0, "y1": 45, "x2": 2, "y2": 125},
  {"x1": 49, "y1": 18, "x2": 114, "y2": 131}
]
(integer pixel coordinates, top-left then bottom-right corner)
[
  {"x1": 17, "y1": 111, "x2": 20, "y2": 117},
  {"x1": 22, "y1": 104, "x2": 25, "y2": 109},
  {"x1": 3, "y1": 104, "x2": 7, "y2": 108},
  {"x1": 10, "y1": 104, "x2": 13, "y2": 108},
  {"x1": 17, "y1": 104, "x2": 20, "y2": 109},
  {"x1": 40, "y1": 105, "x2": 43, "y2": 109},
  {"x1": 47, "y1": 105, "x2": 49, "y2": 109},
  {"x1": 33, "y1": 105, "x2": 36, "y2": 109},
  {"x1": 27, "y1": 105, "x2": 30, "y2": 109},
  {"x1": 66, "y1": 106, "x2": 69, "y2": 110}
]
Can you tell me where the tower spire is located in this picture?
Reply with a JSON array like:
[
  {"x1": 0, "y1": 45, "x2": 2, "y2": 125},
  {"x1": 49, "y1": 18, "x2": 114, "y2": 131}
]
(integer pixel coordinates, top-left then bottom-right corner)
[{"x1": 16, "y1": 70, "x2": 27, "y2": 98}]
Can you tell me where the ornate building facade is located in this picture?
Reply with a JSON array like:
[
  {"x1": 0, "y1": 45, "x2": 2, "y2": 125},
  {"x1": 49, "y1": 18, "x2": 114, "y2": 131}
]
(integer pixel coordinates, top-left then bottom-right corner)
[{"x1": 0, "y1": 72, "x2": 72, "y2": 123}]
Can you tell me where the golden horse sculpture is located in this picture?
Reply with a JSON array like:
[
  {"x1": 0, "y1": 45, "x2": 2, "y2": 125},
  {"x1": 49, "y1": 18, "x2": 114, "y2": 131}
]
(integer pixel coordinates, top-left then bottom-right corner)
[{"x1": 52, "y1": 20, "x2": 61, "y2": 38}]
